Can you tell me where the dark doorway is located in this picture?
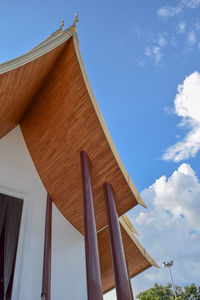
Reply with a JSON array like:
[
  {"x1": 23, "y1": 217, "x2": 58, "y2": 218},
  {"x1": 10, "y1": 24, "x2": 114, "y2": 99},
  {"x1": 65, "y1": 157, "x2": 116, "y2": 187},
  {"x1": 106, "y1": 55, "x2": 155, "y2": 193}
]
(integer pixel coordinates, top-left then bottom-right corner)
[{"x1": 0, "y1": 193, "x2": 23, "y2": 300}]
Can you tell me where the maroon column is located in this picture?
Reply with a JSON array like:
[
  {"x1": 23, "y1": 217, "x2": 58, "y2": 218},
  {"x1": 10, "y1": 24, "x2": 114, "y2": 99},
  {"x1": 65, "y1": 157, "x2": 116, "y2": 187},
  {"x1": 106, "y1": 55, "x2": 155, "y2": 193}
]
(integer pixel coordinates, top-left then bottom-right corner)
[
  {"x1": 126, "y1": 260, "x2": 134, "y2": 299},
  {"x1": 41, "y1": 194, "x2": 52, "y2": 300},
  {"x1": 104, "y1": 182, "x2": 134, "y2": 300},
  {"x1": 80, "y1": 151, "x2": 103, "y2": 300}
]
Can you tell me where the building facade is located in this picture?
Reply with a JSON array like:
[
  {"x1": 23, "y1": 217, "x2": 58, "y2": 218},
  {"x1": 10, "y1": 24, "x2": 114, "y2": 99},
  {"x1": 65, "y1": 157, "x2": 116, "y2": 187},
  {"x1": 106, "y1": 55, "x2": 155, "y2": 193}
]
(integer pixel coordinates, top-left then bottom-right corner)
[{"x1": 0, "y1": 18, "x2": 158, "y2": 300}]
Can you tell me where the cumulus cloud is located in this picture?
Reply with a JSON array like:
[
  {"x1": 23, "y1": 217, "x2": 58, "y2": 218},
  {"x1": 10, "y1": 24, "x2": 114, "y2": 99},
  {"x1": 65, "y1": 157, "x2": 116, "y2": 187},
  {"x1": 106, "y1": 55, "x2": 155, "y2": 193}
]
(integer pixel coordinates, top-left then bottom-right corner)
[
  {"x1": 128, "y1": 164, "x2": 200, "y2": 295},
  {"x1": 163, "y1": 71, "x2": 200, "y2": 162},
  {"x1": 158, "y1": 0, "x2": 200, "y2": 18},
  {"x1": 136, "y1": 164, "x2": 200, "y2": 233},
  {"x1": 141, "y1": 164, "x2": 200, "y2": 231}
]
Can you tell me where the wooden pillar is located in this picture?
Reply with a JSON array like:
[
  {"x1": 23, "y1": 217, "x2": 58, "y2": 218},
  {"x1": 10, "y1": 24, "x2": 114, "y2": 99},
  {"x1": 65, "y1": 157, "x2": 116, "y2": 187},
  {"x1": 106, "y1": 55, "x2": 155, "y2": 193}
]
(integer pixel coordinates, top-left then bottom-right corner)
[
  {"x1": 126, "y1": 260, "x2": 134, "y2": 299},
  {"x1": 80, "y1": 151, "x2": 103, "y2": 300},
  {"x1": 41, "y1": 194, "x2": 52, "y2": 300},
  {"x1": 104, "y1": 182, "x2": 134, "y2": 300}
]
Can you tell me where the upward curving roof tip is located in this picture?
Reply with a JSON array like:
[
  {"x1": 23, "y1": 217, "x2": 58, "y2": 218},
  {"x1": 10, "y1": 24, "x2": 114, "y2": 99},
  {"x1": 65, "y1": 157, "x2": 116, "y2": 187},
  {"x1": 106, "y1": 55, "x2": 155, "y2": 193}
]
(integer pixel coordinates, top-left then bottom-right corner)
[
  {"x1": 0, "y1": 19, "x2": 158, "y2": 292},
  {"x1": 0, "y1": 22, "x2": 76, "y2": 75},
  {"x1": 0, "y1": 20, "x2": 146, "y2": 233}
]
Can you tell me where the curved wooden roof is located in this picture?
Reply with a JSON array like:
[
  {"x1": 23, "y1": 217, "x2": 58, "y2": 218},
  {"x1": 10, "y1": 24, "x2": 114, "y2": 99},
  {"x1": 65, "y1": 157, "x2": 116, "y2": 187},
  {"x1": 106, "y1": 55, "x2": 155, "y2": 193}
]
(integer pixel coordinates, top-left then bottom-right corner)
[
  {"x1": 0, "y1": 21, "x2": 158, "y2": 292},
  {"x1": 0, "y1": 28, "x2": 73, "y2": 138},
  {"x1": 98, "y1": 215, "x2": 159, "y2": 293},
  {"x1": 0, "y1": 24, "x2": 146, "y2": 233}
]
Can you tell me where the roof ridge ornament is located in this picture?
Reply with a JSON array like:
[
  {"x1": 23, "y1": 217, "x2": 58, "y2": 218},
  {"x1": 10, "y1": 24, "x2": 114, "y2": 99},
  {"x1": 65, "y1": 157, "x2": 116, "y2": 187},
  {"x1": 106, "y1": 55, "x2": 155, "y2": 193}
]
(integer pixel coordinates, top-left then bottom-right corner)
[
  {"x1": 72, "y1": 13, "x2": 78, "y2": 32},
  {"x1": 58, "y1": 18, "x2": 65, "y2": 33},
  {"x1": 50, "y1": 18, "x2": 64, "y2": 37}
]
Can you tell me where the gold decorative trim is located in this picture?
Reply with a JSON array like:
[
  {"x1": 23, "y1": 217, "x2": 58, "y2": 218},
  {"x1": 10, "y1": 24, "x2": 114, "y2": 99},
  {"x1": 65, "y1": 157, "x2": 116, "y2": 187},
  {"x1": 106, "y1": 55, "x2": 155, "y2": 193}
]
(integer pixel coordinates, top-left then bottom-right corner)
[
  {"x1": 71, "y1": 13, "x2": 78, "y2": 32},
  {"x1": 58, "y1": 18, "x2": 65, "y2": 33}
]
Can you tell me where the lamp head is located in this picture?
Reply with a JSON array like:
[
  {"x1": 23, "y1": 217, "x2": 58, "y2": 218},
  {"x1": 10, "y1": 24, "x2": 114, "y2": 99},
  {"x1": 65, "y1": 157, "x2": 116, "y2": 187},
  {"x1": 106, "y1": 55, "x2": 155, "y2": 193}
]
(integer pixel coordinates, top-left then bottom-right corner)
[{"x1": 163, "y1": 260, "x2": 174, "y2": 267}]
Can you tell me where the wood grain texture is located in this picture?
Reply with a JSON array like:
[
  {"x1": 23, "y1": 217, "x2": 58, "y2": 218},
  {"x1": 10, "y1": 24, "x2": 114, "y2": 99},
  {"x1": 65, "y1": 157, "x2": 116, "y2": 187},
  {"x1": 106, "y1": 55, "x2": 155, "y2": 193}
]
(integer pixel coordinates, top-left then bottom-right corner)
[
  {"x1": 0, "y1": 42, "x2": 66, "y2": 138},
  {"x1": 0, "y1": 29, "x2": 157, "y2": 293},
  {"x1": 20, "y1": 37, "x2": 140, "y2": 233},
  {"x1": 98, "y1": 222, "x2": 156, "y2": 293}
]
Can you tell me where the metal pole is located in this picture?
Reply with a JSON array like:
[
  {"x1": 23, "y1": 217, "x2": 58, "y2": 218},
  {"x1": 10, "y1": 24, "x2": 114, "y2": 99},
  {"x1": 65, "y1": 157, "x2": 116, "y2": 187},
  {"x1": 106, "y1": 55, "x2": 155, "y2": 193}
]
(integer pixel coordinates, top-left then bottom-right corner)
[
  {"x1": 168, "y1": 266, "x2": 177, "y2": 298},
  {"x1": 41, "y1": 194, "x2": 52, "y2": 300},
  {"x1": 80, "y1": 151, "x2": 103, "y2": 300},
  {"x1": 163, "y1": 261, "x2": 177, "y2": 298},
  {"x1": 104, "y1": 182, "x2": 134, "y2": 300}
]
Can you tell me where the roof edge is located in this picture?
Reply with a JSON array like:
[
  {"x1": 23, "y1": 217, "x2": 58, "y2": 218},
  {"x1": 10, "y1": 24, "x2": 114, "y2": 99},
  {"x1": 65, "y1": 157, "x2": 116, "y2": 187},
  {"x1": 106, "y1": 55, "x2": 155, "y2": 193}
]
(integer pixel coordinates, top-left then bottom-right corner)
[
  {"x1": 0, "y1": 25, "x2": 75, "y2": 75},
  {"x1": 119, "y1": 217, "x2": 160, "y2": 269},
  {"x1": 120, "y1": 214, "x2": 139, "y2": 236},
  {"x1": 72, "y1": 34, "x2": 147, "y2": 209},
  {"x1": 0, "y1": 21, "x2": 147, "y2": 210}
]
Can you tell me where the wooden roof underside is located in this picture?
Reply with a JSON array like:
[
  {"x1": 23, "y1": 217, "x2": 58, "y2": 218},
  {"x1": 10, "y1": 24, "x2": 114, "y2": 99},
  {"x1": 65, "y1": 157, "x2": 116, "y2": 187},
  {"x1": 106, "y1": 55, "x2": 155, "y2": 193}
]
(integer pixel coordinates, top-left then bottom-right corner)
[
  {"x1": 0, "y1": 26, "x2": 158, "y2": 291},
  {"x1": 0, "y1": 28, "x2": 146, "y2": 233},
  {"x1": 99, "y1": 217, "x2": 159, "y2": 293}
]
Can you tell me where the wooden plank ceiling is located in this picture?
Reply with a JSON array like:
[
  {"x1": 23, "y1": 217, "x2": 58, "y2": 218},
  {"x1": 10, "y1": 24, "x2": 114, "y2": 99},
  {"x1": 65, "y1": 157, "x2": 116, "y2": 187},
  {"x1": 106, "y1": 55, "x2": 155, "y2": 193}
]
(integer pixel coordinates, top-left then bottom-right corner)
[
  {"x1": 0, "y1": 42, "x2": 67, "y2": 138},
  {"x1": 0, "y1": 29, "x2": 157, "y2": 291},
  {"x1": 0, "y1": 30, "x2": 146, "y2": 234},
  {"x1": 20, "y1": 36, "x2": 145, "y2": 233},
  {"x1": 98, "y1": 218, "x2": 159, "y2": 293}
]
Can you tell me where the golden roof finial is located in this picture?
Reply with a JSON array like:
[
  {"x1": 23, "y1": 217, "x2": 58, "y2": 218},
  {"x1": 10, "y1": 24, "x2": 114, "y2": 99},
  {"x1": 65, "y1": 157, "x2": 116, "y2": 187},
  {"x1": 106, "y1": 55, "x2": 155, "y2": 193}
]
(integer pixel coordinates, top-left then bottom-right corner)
[
  {"x1": 58, "y1": 18, "x2": 65, "y2": 33},
  {"x1": 72, "y1": 13, "x2": 78, "y2": 32}
]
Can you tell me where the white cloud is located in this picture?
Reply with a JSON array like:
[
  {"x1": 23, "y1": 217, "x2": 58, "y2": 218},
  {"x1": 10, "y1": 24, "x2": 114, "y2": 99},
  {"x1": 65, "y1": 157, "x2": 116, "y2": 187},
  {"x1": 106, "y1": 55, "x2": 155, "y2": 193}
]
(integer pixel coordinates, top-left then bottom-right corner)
[
  {"x1": 177, "y1": 21, "x2": 187, "y2": 33},
  {"x1": 128, "y1": 164, "x2": 200, "y2": 295},
  {"x1": 153, "y1": 46, "x2": 162, "y2": 64},
  {"x1": 144, "y1": 45, "x2": 162, "y2": 65},
  {"x1": 184, "y1": 0, "x2": 200, "y2": 8},
  {"x1": 187, "y1": 31, "x2": 197, "y2": 45},
  {"x1": 158, "y1": 0, "x2": 200, "y2": 18},
  {"x1": 136, "y1": 163, "x2": 200, "y2": 232},
  {"x1": 157, "y1": 5, "x2": 182, "y2": 18},
  {"x1": 163, "y1": 71, "x2": 200, "y2": 162},
  {"x1": 144, "y1": 45, "x2": 163, "y2": 65},
  {"x1": 158, "y1": 36, "x2": 168, "y2": 47},
  {"x1": 145, "y1": 46, "x2": 152, "y2": 57},
  {"x1": 144, "y1": 35, "x2": 167, "y2": 65}
]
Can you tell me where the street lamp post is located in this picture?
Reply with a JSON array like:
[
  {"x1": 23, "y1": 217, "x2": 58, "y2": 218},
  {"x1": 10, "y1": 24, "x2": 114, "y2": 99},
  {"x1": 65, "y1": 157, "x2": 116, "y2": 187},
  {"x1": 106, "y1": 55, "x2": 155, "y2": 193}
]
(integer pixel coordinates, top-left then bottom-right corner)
[{"x1": 163, "y1": 260, "x2": 177, "y2": 298}]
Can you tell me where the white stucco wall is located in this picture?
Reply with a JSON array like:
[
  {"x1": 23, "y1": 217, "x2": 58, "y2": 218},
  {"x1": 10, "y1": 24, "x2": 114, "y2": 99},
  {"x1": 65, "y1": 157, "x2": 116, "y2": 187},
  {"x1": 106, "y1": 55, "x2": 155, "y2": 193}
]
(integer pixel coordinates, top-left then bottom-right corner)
[{"x1": 0, "y1": 126, "x2": 87, "y2": 300}]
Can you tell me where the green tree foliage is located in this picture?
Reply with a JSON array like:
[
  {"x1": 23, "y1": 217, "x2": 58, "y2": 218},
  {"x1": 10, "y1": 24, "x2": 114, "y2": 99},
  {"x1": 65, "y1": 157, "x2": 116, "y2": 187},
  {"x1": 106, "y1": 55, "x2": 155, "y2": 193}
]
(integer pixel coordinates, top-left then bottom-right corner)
[{"x1": 136, "y1": 283, "x2": 200, "y2": 300}]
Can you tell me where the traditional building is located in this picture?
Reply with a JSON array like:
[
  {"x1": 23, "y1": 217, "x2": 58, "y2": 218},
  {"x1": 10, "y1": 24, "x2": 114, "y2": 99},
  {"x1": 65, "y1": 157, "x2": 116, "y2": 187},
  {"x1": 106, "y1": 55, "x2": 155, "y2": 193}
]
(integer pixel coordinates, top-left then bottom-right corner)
[{"x1": 0, "y1": 16, "x2": 158, "y2": 300}]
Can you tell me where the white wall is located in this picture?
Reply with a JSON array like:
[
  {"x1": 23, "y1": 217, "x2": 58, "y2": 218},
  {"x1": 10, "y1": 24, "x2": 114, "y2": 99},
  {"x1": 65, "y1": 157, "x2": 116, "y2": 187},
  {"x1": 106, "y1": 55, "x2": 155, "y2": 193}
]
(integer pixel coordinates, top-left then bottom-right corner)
[
  {"x1": 52, "y1": 205, "x2": 87, "y2": 300},
  {"x1": 0, "y1": 126, "x2": 87, "y2": 300}
]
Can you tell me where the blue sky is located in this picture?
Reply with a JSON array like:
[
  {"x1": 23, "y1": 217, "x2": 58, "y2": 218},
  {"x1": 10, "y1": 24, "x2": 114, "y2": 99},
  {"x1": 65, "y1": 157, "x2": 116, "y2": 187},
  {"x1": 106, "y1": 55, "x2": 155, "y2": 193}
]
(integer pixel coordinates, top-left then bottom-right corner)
[{"x1": 1, "y1": 0, "x2": 200, "y2": 298}]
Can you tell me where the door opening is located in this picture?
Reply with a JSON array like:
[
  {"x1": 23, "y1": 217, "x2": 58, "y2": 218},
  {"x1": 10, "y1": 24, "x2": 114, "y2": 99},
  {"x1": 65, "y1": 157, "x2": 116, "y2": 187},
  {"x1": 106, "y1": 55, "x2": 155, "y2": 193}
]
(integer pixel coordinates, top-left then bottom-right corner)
[{"x1": 0, "y1": 193, "x2": 23, "y2": 300}]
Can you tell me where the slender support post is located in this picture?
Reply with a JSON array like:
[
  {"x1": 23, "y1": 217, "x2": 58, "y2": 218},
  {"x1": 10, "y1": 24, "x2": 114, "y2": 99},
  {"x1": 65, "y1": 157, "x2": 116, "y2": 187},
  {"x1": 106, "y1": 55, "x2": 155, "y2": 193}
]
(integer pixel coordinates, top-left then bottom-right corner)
[
  {"x1": 80, "y1": 151, "x2": 103, "y2": 300},
  {"x1": 168, "y1": 267, "x2": 177, "y2": 298},
  {"x1": 41, "y1": 194, "x2": 52, "y2": 300},
  {"x1": 104, "y1": 182, "x2": 134, "y2": 300}
]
